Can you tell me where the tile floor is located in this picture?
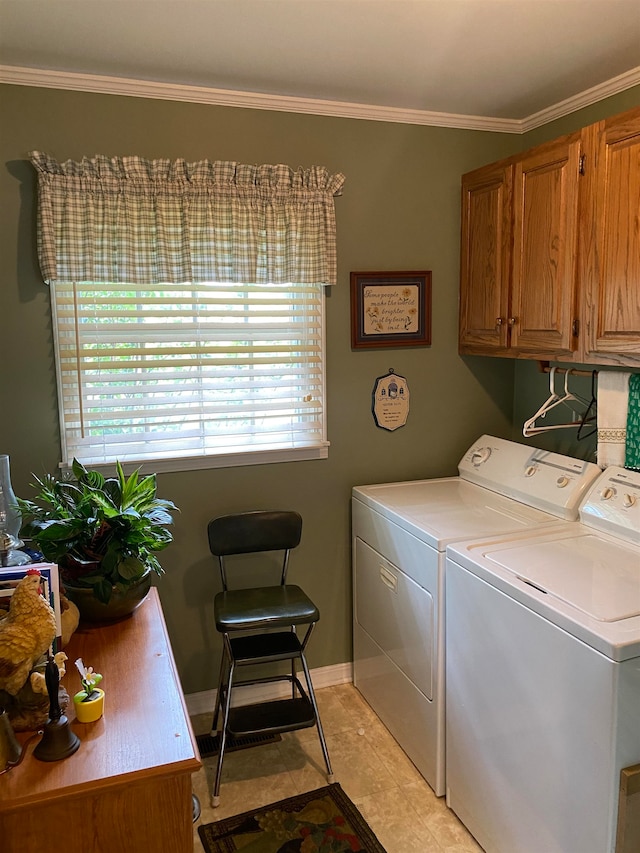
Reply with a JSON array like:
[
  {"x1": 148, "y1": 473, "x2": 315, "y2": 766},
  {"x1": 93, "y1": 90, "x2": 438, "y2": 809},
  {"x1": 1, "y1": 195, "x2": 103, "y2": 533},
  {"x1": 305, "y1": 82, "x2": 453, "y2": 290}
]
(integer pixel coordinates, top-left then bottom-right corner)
[{"x1": 191, "y1": 683, "x2": 483, "y2": 852}]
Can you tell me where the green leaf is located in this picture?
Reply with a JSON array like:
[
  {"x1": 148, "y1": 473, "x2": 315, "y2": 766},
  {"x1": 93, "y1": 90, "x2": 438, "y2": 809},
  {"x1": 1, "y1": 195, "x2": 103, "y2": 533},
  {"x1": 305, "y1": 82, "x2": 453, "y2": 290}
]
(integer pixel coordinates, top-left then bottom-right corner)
[
  {"x1": 119, "y1": 465, "x2": 140, "y2": 509},
  {"x1": 89, "y1": 495, "x2": 117, "y2": 517},
  {"x1": 147, "y1": 554, "x2": 164, "y2": 576},
  {"x1": 117, "y1": 556, "x2": 145, "y2": 580},
  {"x1": 93, "y1": 578, "x2": 114, "y2": 605},
  {"x1": 131, "y1": 474, "x2": 157, "y2": 511},
  {"x1": 83, "y1": 469, "x2": 106, "y2": 491},
  {"x1": 71, "y1": 458, "x2": 89, "y2": 480}
]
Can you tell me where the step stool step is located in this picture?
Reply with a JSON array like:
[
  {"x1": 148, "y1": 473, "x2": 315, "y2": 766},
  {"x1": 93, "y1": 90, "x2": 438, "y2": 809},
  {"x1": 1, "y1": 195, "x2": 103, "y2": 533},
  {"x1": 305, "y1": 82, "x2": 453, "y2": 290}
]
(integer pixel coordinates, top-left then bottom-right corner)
[{"x1": 228, "y1": 696, "x2": 316, "y2": 737}]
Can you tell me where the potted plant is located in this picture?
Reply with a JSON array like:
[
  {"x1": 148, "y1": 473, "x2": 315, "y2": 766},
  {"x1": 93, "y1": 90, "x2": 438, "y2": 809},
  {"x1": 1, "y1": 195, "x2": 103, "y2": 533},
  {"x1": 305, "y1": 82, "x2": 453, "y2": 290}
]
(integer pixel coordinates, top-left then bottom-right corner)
[
  {"x1": 17, "y1": 459, "x2": 178, "y2": 622},
  {"x1": 73, "y1": 658, "x2": 104, "y2": 723}
]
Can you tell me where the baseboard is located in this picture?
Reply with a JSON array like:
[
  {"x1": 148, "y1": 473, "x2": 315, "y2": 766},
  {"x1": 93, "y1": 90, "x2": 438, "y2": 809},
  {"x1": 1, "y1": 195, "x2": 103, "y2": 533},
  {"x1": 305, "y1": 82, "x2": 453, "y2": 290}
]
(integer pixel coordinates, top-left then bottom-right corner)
[{"x1": 185, "y1": 660, "x2": 353, "y2": 718}]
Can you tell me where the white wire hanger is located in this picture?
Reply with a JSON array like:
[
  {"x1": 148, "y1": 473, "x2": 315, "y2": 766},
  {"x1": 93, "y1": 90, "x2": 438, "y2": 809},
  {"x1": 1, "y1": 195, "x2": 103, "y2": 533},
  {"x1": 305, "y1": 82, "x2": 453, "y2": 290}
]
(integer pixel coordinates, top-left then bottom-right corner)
[{"x1": 522, "y1": 367, "x2": 591, "y2": 436}]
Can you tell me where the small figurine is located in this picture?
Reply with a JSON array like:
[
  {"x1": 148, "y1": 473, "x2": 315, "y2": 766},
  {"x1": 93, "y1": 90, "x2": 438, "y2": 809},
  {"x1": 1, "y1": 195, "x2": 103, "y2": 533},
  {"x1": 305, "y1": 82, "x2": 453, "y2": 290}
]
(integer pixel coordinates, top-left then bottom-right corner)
[
  {"x1": 73, "y1": 658, "x2": 105, "y2": 723},
  {"x1": 75, "y1": 659, "x2": 103, "y2": 700},
  {"x1": 0, "y1": 570, "x2": 56, "y2": 696}
]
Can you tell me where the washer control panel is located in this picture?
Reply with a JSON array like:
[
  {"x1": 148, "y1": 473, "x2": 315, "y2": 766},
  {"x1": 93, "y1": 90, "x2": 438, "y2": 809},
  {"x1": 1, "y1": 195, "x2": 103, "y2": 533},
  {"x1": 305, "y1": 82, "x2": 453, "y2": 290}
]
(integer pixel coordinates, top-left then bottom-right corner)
[{"x1": 581, "y1": 467, "x2": 640, "y2": 543}]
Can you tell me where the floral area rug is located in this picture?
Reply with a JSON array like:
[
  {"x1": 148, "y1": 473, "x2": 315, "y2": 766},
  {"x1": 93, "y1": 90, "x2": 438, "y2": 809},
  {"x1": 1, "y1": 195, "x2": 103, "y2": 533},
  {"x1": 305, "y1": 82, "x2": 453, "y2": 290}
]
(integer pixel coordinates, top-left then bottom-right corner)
[{"x1": 198, "y1": 783, "x2": 387, "y2": 852}]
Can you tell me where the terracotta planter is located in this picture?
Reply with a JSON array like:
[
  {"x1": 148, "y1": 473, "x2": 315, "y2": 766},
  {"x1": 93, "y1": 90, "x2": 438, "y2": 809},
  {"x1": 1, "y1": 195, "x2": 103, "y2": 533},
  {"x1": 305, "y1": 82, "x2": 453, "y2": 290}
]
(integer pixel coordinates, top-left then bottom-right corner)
[
  {"x1": 73, "y1": 688, "x2": 105, "y2": 723},
  {"x1": 63, "y1": 570, "x2": 152, "y2": 623}
]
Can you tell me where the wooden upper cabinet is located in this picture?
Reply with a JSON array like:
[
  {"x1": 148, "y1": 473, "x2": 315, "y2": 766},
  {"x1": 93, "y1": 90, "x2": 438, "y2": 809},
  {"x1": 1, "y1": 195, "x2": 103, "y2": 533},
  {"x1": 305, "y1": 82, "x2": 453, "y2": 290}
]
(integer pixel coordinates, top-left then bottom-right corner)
[
  {"x1": 581, "y1": 107, "x2": 640, "y2": 362},
  {"x1": 510, "y1": 133, "x2": 582, "y2": 354},
  {"x1": 459, "y1": 160, "x2": 513, "y2": 353},
  {"x1": 459, "y1": 105, "x2": 640, "y2": 366}
]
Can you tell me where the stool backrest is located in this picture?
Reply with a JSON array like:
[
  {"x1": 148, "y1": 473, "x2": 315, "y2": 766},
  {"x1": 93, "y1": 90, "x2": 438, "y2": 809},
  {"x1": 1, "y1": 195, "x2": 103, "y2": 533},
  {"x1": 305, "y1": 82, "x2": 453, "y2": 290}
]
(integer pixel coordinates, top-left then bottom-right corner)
[{"x1": 208, "y1": 510, "x2": 302, "y2": 590}]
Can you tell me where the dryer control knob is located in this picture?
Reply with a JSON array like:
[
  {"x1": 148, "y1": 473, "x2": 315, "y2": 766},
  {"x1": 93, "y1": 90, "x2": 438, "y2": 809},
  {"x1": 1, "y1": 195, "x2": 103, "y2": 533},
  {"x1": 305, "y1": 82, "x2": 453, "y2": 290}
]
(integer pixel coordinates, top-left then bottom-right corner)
[
  {"x1": 601, "y1": 486, "x2": 615, "y2": 500},
  {"x1": 556, "y1": 476, "x2": 569, "y2": 488},
  {"x1": 471, "y1": 447, "x2": 491, "y2": 466},
  {"x1": 623, "y1": 493, "x2": 637, "y2": 508}
]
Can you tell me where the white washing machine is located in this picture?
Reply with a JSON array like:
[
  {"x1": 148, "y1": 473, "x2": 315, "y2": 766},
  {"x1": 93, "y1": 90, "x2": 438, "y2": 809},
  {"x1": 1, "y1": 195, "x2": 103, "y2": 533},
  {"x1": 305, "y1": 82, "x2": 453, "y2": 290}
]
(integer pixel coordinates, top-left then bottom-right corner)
[
  {"x1": 352, "y1": 435, "x2": 600, "y2": 796},
  {"x1": 446, "y1": 465, "x2": 640, "y2": 853}
]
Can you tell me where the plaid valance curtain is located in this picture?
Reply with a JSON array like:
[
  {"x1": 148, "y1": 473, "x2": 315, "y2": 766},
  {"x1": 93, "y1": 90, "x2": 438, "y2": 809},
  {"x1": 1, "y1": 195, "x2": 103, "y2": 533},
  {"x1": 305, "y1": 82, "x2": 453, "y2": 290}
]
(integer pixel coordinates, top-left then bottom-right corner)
[{"x1": 30, "y1": 152, "x2": 345, "y2": 286}]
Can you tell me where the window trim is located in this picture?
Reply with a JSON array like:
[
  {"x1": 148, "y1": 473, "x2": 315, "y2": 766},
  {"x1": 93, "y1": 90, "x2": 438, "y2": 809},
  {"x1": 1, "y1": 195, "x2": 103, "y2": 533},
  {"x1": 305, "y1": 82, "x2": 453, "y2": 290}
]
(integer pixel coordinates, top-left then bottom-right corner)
[{"x1": 58, "y1": 443, "x2": 330, "y2": 477}]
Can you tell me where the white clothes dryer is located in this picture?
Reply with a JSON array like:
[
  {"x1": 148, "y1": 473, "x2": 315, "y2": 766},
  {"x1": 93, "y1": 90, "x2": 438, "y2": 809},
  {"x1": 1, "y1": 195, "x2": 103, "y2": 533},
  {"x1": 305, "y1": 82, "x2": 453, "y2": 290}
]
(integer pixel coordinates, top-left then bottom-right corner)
[
  {"x1": 445, "y1": 465, "x2": 640, "y2": 853},
  {"x1": 352, "y1": 435, "x2": 600, "y2": 796}
]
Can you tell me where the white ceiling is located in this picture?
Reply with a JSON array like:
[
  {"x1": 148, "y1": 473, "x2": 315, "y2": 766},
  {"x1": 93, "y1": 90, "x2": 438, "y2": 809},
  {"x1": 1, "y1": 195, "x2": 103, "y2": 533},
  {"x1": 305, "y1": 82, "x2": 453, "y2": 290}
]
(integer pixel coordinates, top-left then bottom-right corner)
[{"x1": 1, "y1": 0, "x2": 639, "y2": 126}]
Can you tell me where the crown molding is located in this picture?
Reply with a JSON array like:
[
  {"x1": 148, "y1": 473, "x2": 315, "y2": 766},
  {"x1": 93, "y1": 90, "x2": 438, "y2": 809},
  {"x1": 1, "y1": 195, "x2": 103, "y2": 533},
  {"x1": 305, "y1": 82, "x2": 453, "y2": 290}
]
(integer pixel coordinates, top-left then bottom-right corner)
[
  {"x1": 520, "y1": 66, "x2": 640, "y2": 132},
  {"x1": 0, "y1": 64, "x2": 522, "y2": 132},
  {"x1": 1, "y1": 63, "x2": 639, "y2": 134}
]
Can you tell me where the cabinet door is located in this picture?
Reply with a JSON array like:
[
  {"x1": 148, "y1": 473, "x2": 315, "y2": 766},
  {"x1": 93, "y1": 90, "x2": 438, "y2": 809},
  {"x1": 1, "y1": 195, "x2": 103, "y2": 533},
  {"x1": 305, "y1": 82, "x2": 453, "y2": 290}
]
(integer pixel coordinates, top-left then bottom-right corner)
[
  {"x1": 510, "y1": 134, "x2": 582, "y2": 354},
  {"x1": 583, "y1": 108, "x2": 640, "y2": 360},
  {"x1": 459, "y1": 161, "x2": 513, "y2": 353}
]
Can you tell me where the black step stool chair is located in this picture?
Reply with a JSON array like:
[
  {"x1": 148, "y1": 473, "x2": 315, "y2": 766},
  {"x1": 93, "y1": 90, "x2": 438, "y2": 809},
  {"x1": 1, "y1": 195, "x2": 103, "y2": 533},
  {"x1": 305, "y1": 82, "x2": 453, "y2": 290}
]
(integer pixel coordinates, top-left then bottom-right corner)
[{"x1": 207, "y1": 510, "x2": 334, "y2": 807}]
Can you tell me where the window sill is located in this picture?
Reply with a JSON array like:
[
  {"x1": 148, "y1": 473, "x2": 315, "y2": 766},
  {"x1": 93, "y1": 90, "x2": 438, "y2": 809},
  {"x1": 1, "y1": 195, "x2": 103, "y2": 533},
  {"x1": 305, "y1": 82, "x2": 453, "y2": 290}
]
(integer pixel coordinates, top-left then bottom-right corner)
[{"x1": 62, "y1": 444, "x2": 329, "y2": 476}]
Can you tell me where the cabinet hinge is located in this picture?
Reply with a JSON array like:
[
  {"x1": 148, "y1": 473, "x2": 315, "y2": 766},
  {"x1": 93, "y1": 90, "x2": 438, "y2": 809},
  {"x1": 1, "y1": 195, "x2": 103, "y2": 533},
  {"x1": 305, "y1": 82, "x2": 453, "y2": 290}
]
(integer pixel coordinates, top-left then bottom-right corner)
[
  {"x1": 579, "y1": 154, "x2": 586, "y2": 176},
  {"x1": 572, "y1": 318, "x2": 579, "y2": 337}
]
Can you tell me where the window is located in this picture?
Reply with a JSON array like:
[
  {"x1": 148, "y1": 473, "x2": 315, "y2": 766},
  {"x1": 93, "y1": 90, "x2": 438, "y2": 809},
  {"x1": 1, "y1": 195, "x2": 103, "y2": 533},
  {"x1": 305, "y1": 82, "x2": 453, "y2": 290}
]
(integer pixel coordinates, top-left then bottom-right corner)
[
  {"x1": 51, "y1": 279, "x2": 325, "y2": 470},
  {"x1": 31, "y1": 153, "x2": 344, "y2": 471}
]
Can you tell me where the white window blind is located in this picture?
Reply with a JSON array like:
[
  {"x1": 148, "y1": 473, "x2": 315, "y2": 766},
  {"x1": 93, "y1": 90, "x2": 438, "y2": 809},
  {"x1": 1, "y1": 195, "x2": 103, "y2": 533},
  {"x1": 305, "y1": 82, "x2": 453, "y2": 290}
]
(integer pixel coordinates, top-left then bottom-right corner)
[{"x1": 51, "y1": 280, "x2": 327, "y2": 468}]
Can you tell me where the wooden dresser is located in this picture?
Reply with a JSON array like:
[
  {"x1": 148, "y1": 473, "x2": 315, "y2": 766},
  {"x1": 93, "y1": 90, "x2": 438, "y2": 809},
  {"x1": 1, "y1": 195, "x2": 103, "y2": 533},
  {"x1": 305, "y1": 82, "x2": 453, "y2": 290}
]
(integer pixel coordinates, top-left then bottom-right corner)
[{"x1": 0, "y1": 588, "x2": 201, "y2": 853}]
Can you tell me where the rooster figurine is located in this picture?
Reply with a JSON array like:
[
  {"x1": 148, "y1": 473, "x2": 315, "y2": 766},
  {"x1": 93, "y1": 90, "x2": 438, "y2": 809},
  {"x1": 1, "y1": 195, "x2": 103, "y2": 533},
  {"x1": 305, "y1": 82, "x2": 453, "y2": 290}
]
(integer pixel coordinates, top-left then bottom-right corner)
[{"x1": 0, "y1": 569, "x2": 57, "y2": 696}]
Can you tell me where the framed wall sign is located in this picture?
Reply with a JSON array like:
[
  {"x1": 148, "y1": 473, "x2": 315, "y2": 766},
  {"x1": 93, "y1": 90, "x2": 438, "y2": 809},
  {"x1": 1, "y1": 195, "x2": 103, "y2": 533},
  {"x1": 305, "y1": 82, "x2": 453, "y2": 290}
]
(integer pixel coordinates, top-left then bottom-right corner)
[
  {"x1": 371, "y1": 368, "x2": 410, "y2": 431},
  {"x1": 350, "y1": 270, "x2": 432, "y2": 349}
]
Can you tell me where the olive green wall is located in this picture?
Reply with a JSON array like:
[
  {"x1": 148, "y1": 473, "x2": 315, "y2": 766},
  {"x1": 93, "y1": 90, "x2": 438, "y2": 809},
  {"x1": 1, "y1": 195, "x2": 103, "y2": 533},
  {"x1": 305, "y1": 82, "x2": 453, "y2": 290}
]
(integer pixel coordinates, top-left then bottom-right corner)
[
  {"x1": 0, "y1": 84, "x2": 520, "y2": 693},
  {"x1": 512, "y1": 85, "x2": 640, "y2": 462},
  {"x1": 1, "y1": 82, "x2": 634, "y2": 695}
]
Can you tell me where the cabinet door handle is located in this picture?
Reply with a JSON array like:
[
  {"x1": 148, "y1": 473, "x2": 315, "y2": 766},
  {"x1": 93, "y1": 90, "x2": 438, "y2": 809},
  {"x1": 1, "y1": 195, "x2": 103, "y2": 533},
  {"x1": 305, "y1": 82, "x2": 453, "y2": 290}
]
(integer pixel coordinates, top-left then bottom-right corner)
[
  {"x1": 495, "y1": 317, "x2": 504, "y2": 331},
  {"x1": 508, "y1": 317, "x2": 517, "y2": 325}
]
